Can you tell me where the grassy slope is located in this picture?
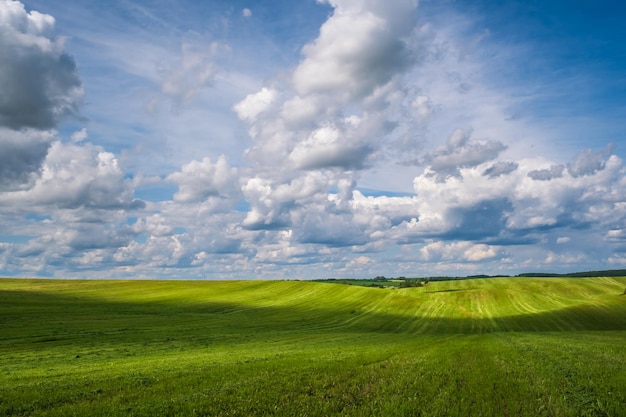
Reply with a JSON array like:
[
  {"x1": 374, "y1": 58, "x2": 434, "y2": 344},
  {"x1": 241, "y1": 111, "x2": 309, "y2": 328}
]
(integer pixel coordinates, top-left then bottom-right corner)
[{"x1": 1, "y1": 277, "x2": 625, "y2": 416}]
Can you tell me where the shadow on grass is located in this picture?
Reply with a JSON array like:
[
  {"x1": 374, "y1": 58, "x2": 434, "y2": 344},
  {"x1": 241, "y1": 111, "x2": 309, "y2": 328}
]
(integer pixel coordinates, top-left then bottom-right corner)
[
  {"x1": 1, "y1": 283, "x2": 625, "y2": 351},
  {"x1": 423, "y1": 288, "x2": 478, "y2": 294}
]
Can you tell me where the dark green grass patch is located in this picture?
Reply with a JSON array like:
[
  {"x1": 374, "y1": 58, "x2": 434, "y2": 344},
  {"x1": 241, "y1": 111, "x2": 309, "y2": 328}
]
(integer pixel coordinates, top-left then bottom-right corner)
[{"x1": 1, "y1": 278, "x2": 625, "y2": 416}]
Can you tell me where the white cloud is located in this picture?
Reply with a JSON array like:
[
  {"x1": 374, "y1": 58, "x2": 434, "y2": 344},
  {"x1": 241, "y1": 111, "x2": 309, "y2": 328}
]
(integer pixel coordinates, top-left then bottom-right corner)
[
  {"x1": 241, "y1": 172, "x2": 335, "y2": 230},
  {"x1": 405, "y1": 150, "x2": 626, "y2": 243},
  {"x1": 483, "y1": 161, "x2": 518, "y2": 178},
  {"x1": 235, "y1": 0, "x2": 419, "y2": 174},
  {"x1": 233, "y1": 87, "x2": 278, "y2": 123},
  {"x1": 0, "y1": 0, "x2": 83, "y2": 129},
  {"x1": 293, "y1": 0, "x2": 416, "y2": 100},
  {"x1": 293, "y1": 209, "x2": 369, "y2": 247},
  {"x1": 544, "y1": 251, "x2": 585, "y2": 265},
  {"x1": 0, "y1": 128, "x2": 55, "y2": 191},
  {"x1": 0, "y1": 141, "x2": 144, "y2": 210},
  {"x1": 346, "y1": 255, "x2": 373, "y2": 268},
  {"x1": 132, "y1": 214, "x2": 174, "y2": 237},
  {"x1": 567, "y1": 147, "x2": 611, "y2": 178},
  {"x1": 242, "y1": 8, "x2": 252, "y2": 18},
  {"x1": 166, "y1": 155, "x2": 239, "y2": 205},
  {"x1": 70, "y1": 128, "x2": 88, "y2": 143},
  {"x1": 528, "y1": 165, "x2": 564, "y2": 181},
  {"x1": 608, "y1": 254, "x2": 626, "y2": 266},
  {"x1": 420, "y1": 241, "x2": 499, "y2": 262},
  {"x1": 350, "y1": 191, "x2": 418, "y2": 230},
  {"x1": 423, "y1": 128, "x2": 506, "y2": 178},
  {"x1": 288, "y1": 122, "x2": 374, "y2": 170}
]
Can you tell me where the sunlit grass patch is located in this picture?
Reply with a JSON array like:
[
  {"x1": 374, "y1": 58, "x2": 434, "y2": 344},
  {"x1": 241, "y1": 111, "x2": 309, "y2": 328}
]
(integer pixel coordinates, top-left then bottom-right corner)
[{"x1": 1, "y1": 277, "x2": 625, "y2": 416}]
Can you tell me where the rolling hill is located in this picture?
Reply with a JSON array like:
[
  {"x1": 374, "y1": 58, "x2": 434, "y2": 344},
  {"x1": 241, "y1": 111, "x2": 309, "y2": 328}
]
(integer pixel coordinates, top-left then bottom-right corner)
[{"x1": 1, "y1": 277, "x2": 625, "y2": 416}]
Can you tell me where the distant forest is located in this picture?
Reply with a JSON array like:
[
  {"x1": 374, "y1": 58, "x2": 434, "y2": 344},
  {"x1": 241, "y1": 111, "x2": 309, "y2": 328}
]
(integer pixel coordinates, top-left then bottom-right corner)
[
  {"x1": 436, "y1": 269, "x2": 626, "y2": 280},
  {"x1": 516, "y1": 269, "x2": 626, "y2": 278},
  {"x1": 319, "y1": 269, "x2": 626, "y2": 285}
]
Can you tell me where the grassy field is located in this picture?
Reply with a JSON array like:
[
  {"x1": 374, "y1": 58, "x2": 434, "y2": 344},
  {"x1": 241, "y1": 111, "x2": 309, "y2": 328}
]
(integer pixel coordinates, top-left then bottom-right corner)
[{"x1": 1, "y1": 277, "x2": 625, "y2": 416}]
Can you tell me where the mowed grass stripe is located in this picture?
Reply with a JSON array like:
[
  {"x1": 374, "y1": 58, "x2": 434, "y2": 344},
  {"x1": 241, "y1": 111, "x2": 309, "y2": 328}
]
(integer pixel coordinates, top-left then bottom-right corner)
[
  {"x1": 1, "y1": 277, "x2": 626, "y2": 416},
  {"x1": 2, "y1": 277, "x2": 626, "y2": 335}
]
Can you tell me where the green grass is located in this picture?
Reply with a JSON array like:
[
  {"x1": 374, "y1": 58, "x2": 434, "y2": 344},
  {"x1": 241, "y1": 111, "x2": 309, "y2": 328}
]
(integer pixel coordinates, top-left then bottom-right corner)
[{"x1": 1, "y1": 277, "x2": 625, "y2": 416}]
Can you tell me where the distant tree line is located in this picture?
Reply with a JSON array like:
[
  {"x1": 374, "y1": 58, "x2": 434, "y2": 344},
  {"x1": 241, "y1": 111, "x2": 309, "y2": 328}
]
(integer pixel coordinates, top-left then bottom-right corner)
[
  {"x1": 399, "y1": 278, "x2": 429, "y2": 288},
  {"x1": 517, "y1": 269, "x2": 626, "y2": 278},
  {"x1": 318, "y1": 269, "x2": 626, "y2": 288}
]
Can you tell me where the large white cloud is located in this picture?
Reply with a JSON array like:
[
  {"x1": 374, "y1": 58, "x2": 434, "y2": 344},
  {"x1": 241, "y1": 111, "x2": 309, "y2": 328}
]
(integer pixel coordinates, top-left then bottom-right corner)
[
  {"x1": 241, "y1": 172, "x2": 335, "y2": 230},
  {"x1": 235, "y1": 0, "x2": 419, "y2": 174},
  {"x1": 288, "y1": 120, "x2": 376, "y2": 170},
  {"x1": 0, "y1": 1, "x2": 85, "y2": 196},
  {"x1": 423, "y1": 128, "x2": 507, "y2": 178},
  {"x1": 0, "y1": 0, "x2": 83, "y2": 130},
  {"x1": 420, "y1": 241, "x2": 500, "y2": 262},
  {"x1": 166, "y1": 155, "x2": 240, "y2": 206},
  {"x1": 233, "y1": 87, "x2": 278, "y2": 123},
  {"x1": 293, "y1": 0, "x2": 416, "y2": 100},
  {"x1": 0, "y1": 128, "x2": 54, "y2": 191},
  {"x1": 0, "y1": 141, "x2": 144, "y2": 210},
  {"x1": 403, "y1": 150, "x2": 626, "y2": 242}
]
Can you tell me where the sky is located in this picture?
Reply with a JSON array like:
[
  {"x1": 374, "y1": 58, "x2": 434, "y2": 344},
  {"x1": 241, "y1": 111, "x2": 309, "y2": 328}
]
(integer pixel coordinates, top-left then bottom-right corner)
[{"x1": 1, "y1": 0, "x2": 626, "y2": 279}]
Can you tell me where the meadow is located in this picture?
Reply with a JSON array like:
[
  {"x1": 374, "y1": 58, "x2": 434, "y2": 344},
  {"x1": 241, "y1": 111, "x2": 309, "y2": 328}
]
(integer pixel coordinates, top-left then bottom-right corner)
[{"x1": 1, "y1": 277, "x2": 625, "y2": 416}]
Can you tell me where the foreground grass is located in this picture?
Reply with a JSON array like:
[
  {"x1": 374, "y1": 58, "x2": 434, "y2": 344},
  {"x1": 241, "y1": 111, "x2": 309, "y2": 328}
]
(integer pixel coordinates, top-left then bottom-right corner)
[{"x1": 1, "y1": 277, "x2": 625, "y2": 416}]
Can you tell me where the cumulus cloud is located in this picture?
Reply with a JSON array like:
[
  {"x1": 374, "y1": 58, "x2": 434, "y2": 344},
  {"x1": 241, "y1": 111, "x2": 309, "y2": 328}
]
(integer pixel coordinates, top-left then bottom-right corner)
[
  {"x1": 405, "y1": 149, "x2": 626, "y2": 246},
  {"x1": 0, "y1": 206, "x2": 142, "y2": 276},
  {"x1": 251, "y1": 230, "x2": 314, "y2": 266},
  {"x1": 110, "y1": 209, "x2": 249, "y2": 273},
  {"x1": 132, "y1": 214, "x2": 175, "y2": 237},
  {"x1": 293, "y1": 0, "x2": 416, "y2": 100},
  {"x1": 0, "y1": 141, "x2": 144, "y2": 210},
  {"x1": 66, "y1": 223, "x2": 133, "y2": 251},
  {"x1": 346, "y1": 255, "x2": 373, "y2": 268},
  {"x1": 444, "y1": 198, "x2": 512, "y2": 240},
  {"x1": 0, "y1": 0, "x2": 83, "y2": 129},
  {"x1": 423, "y1": 128, "x2": 506, "y2": 178},
  {"x1": 420, "y1": 241, "x2": 500, "y2": 262},
  {"x1": 114, "y1": 234, "x2": 188, "y2": 268},
  {"x1": 294, "y1": 209, "x2": 369, "y2": 247},
  {"x1": 0, "y1": 128, "x2": 54, "y2": 191},
  {"x1": 236, "y1": 0, "x2": 419, "y2": 174},
  {"x1": 567, "y1": 147, "x2": 611, "y2": 178},
  {"x1": 166, "y1": 155, "x2": 240, "y2": 206},
  {"x1": 483, "y1": 161, "x2": 518, "y2": 178},
  {"x1": 288, "y1": 121, "x2": 375, "y2": 170},
  {"x1": 233, "y1": 87, "x2": 278, "y2": 123},
  {"x1": 349, "y1": 191, "x2": 419, "y2": 236},
  {"x1": 237, "y1": 170, "x2": 417, "y2": 248},
  {"x1": 0, "y1": 1, "x2": 86, "y2": 195},
  {"x1": 70, "y1": 128, "x2": 88, "y2": 143},
  {"x1": 528, "y1": 164, "x2": 564, "y2": 181},
  {"x1": 241, "y1": 172, "x2": 333, "y2": 230}
]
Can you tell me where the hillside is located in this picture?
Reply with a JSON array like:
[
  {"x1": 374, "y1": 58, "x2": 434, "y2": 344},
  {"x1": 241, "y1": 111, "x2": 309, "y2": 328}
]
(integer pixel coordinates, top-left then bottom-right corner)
[
  {"x1": 1, "y1": 277, "x2": 625, "y2": 416},
  {"x1": 4, "y1": 277, "x2": 623, "y2": 334}
]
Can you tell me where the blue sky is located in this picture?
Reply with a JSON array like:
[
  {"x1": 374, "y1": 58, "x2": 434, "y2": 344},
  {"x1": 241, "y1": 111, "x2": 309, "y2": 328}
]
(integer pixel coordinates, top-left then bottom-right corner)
[{"x1": 1, "y1": 0, "x2": 626, "y2": 279}]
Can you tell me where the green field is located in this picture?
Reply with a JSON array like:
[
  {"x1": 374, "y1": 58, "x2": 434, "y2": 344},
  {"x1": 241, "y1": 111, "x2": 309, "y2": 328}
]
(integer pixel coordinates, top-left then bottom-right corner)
[{"x1": 1, "y1": 277, "x2": 625, "y2": 416}]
